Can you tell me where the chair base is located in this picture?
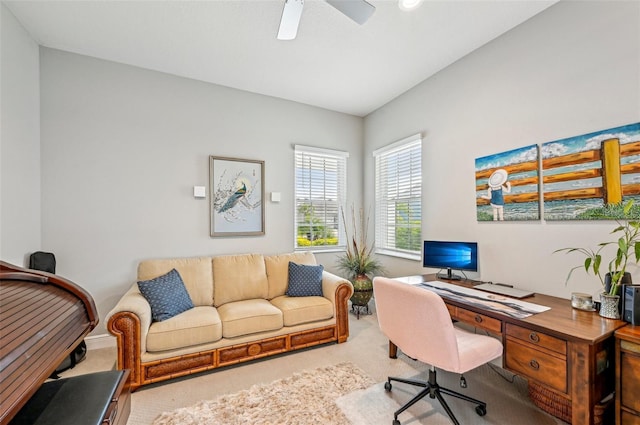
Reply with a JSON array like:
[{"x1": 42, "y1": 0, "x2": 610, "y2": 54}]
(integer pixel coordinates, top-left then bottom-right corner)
[{"x1": 384, "y1": 368, "x2": 487, "y2": 425}]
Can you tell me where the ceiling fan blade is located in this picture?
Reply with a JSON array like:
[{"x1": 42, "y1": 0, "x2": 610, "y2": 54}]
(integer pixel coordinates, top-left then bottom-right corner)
[
  {"x1": 277, "y1": 0, "x2": 305, "y2": 40},
  {"x1": 325, "y1": 0, "x2": 375, "y2": 25}
]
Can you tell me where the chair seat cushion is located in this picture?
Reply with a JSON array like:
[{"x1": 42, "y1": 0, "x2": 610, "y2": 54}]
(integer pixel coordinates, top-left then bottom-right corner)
[
  {"x1": 147, "y1": 306, "x2": 222, "y2": 352},
  {"x1": 217, "y1": 299, "x2": 283, "y2": 338},
  {"x1": 454, "y1": 327, "x2": 504, "y2": 373},
  {"x1": 270, "y1": 295, "x2": 333, "y2": 326}
]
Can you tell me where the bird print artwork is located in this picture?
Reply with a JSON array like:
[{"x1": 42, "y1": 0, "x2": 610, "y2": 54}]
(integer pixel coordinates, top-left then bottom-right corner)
[
  {"x1": 218, "y1": 182, "x2": 247, "y2": 213},
  {"x1": 211, "y1": 158, "x2": 263, "y2": 235}
]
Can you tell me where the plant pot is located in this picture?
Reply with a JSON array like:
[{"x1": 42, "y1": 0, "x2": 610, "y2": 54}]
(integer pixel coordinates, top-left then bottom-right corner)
[
  {"x1": 599, "y1": 293, "x2": 621, "y2": 319},
  {"x1": 350, "y1": 274, "x2": 373, "y2": 307},
  {"x1": 604, "y1": 272, "x2": 631, "y2": 316}
]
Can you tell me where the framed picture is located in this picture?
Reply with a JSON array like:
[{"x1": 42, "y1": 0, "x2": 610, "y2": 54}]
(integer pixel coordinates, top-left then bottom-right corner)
[
  {"x1": 210, "y1": 156, "x2": 264, "y2": 237},
  {"x1": 541, "y1": 122, "x2": 640, "y2": 220},
  {"x1": 475, "y1": 144, "x2": 540, "y2": 221}
]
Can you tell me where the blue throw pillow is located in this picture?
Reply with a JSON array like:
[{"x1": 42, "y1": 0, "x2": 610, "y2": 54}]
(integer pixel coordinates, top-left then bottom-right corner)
[
  {"x1": 137, "y1": 268, "x2": 194, "y2": 322},
  {"x1": 286, "y1": 262, "x2": 324, "y2": 297}
]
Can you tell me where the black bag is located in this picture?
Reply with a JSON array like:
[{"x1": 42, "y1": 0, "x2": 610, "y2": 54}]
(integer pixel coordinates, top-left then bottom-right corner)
[
  {"x1": 49, "y1": 341, "x2": 88, "y2": 379},
  {"x1": 29, "y1": 251, "x2": 56, "y2": 274}
]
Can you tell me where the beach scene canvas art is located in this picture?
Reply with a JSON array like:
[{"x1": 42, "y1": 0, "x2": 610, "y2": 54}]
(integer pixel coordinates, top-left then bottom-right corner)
[
  {"x1": 475, "y1": 145, "x2": 540, "y2": 221},
  {"x1": 541, "y1": 122, "x2": 640, "y2": 220}
]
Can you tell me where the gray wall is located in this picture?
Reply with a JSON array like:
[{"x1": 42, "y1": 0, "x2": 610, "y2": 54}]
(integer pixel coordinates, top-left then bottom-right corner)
[
  {"x1": 4, "y1": 0, "x2": 640, "y2": 337},
  {"x1": 1, "y1": 4, "x2": 41, "y2": 265},
  {"x1": 364, "y1": 1, "x2": 640, "y2": 297},
  {"x1": 39, "y1": 49, "x2": 363, "y2": 334}
]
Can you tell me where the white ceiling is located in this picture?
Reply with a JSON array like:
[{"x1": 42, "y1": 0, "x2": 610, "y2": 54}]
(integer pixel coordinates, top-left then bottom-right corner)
[{"x1": 4, "y1": 0, "x2": 557, "y2": 117}]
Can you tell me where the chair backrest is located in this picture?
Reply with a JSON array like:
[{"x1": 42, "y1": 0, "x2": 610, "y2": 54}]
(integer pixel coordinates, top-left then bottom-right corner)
[
  {"x1": 373, "y1": 277, "x2": 461, "y2": 371},
  {"x1": 29, "y1": 251, "x2": 56, "y2": 274}
]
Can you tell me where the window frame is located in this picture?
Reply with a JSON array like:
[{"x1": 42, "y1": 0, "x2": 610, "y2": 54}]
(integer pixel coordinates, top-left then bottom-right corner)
[
  {"x1": 373, "y1": 134, "x2": 422, "y2": 260},
  {"x1": 294, "y1": 145, "x2": 348, "y2": 252}
]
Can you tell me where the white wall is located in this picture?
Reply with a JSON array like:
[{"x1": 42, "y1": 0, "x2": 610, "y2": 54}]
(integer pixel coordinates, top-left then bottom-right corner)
[
  {"x1": 364, "y1": 1, "x2": 640, "y2": 298},
  {"x1": 0, "y1": 4, "x2": 41, "y2": 266},
  {"x1": 6, "y1": 0, "x2": 639, "y2": 337},
  {"x1": 39, "y1": 48, "x2": 363, "y2": 334}
]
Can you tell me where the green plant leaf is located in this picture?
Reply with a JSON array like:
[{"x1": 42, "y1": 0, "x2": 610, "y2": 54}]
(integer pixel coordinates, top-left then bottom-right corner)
[{"x1": 624, "y1": 199, "x2": 634, "y2": 215}]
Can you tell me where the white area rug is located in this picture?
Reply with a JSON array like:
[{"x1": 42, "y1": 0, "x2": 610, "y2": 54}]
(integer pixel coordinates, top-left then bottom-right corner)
[{"x1": 151, "y1": 362, "x2": 375, "y2": 425}]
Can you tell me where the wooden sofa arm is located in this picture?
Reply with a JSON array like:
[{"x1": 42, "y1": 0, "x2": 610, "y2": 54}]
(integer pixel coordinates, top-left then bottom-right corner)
[
  {"x1": 335, "y1": 282, "x2": 354, "y2": 343},
  {"x1": 320, "y1": 271, "x2": 353, "y2": 343},
  {"x1": 107, "y1": 311, "x2": 144, "y2": 391},
  {"x1": 106, "y1": 286, "x2": 151, "y2": 391}
]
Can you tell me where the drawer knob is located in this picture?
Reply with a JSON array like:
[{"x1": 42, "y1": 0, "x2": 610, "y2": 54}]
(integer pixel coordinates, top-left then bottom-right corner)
[
  {"x1": 474, "y1": 315, "x2": 483, "y2": 323},
  {"x1": 529, "y1": 359, "x2": 540, "y2": 370},
  {"x1": 529, "y1": 332, "x2": 540, "y2": 343}
]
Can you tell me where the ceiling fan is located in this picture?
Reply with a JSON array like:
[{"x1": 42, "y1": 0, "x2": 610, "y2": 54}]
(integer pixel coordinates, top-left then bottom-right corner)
[{"x1": 277, "y1": 0, "x2": 376, "y2": 40}]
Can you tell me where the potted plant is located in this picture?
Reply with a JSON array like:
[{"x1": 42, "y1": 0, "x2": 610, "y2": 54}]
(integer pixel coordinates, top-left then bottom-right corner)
[
  {"x1": 336, "y1": 205, "x2": 384, "y2": 317},
  {"x1": 556, "y1": 200, "x2": 640, "y2": 318}
]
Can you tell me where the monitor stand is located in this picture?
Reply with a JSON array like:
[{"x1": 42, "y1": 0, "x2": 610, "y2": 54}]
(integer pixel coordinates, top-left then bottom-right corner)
[{"x1": 436, "y1": 268, "x2": 461, "y2": 281}]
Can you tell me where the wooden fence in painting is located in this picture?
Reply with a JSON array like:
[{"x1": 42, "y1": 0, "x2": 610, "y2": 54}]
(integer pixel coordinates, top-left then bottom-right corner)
[
  {"x1": 542, "y1": 138, "x2": 640, "y2": 205},
  {"x1": 476, "y1": 138, "x2": 640, "y2": 206}
]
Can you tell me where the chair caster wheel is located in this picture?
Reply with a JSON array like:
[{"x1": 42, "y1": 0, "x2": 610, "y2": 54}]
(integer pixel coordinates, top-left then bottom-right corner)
[
  {"x1": 392, "y1": 420, "x2": 401, "y2": 425},
  {"x1": 475, "y1": 405, "x2": 487, "y2": 416},
  {"x1": 384, "y1": 381, "x2": 392, "y2": 392}
]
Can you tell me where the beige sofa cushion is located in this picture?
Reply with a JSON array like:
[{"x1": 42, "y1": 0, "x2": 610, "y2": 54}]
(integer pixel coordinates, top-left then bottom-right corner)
[
  {"x1": 213, "y1": 254, "x2": 268, "y2": 306},
  {"x1": 138, "y1": 257, "x2": 213, "y2": 307},
  {"x1": 264, "y1": 252, "x2": 317, "y2": 299},
  {"x1": 217, "y1": 299, "x2": 283, "y2": 338},
  {"x1": 270, "y1": 295, "x2": 334, "y2": 326},
  {"x1": 146, "y1": 306, "x2": 222, "y2": 352}
]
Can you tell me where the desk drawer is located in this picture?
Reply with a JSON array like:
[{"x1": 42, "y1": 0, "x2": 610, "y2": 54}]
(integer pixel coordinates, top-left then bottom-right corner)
[
  {"x1": 621, "y1": 352, "x2": 640, "y2": 413},
  {"x1": 622, "y1": 410, "x2": 640, "y2": 425},
  {"x1": 446, "y1": 304, "x2": 456, "y2": 318},
  {"x1": 506, "y1": 323, "x2": 566, "y2": 356},
  {"x1": 456, "y1": 308, "x2": 502, "y2": 334},
  {"x1": 505, "y1": 337, "x2": 567, "y2": 393}
]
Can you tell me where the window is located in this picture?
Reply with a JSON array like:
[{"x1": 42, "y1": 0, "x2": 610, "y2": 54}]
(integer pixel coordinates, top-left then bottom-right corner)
[
  {"x1": 374, "y1": 134, "x2": 422, "y2": 259},
  {"x1": 294, "y1": 145, "x2": 348, "y2": 251}
]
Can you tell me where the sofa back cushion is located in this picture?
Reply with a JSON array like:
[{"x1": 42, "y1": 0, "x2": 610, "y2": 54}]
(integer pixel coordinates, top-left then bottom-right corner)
[
  {"x1": 138, "y1": 257, "x2": 213, "y2": 307},
  {"x1": 213, "y1": 254, "x2": 268, "y2": 306},
  {"x1": 264, "y1": 252, "x2": 317, "y2": 299}
]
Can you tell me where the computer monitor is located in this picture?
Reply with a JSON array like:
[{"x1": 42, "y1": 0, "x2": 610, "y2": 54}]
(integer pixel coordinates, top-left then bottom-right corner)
[{"x1": 422, "y1": 240, "x2": 478, "y2": 280}]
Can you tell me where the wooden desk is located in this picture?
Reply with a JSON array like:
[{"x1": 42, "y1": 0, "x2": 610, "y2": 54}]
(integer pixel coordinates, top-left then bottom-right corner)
[
  {"x1": 392, "y1": 275, "x2": 626, "y2": 425},
  {"x1": 615, "y1": 326, "x2": 640, "y2": 424}
]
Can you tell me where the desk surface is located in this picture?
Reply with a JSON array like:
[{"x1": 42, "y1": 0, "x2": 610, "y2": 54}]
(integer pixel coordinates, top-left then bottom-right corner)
[{"x1": 397, "y1": 274, "x2": 626, "y2": 344}]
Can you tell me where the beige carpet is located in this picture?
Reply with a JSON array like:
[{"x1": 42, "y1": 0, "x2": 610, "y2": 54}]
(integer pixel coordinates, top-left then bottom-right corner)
[
  {"x1": 151, "y1": 362, "x2": 375, "y2": 425},
  {"x1": 66, "y1": 307, "x2": 565, "y2": 425}
]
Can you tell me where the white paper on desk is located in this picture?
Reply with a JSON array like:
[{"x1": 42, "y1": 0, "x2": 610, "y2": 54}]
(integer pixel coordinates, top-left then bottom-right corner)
[{"x1": 414, "y1": 281, "x2": 550, "y2": 319}]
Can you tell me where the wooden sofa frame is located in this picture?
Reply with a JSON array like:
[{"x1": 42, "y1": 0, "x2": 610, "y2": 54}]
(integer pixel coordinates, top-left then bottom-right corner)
[{"x1": 107, "y1": 282, "x2": 353, "y2": 391}]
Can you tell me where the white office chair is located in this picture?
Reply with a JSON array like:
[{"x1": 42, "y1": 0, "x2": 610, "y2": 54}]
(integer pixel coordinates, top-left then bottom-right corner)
[{"x1": 373, "y1": 277, "x2": 504, "y2": 425}]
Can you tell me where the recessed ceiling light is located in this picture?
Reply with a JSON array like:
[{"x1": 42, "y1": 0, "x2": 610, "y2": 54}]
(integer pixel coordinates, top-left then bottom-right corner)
[{"x1": 398, "y1": 0, "x2": 424, "y2": 11}]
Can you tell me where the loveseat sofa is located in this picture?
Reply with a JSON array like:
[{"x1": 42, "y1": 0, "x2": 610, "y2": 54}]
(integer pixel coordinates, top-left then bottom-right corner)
[{"x1": 106, "y1": 252, "x2": 353, "y2": 390}]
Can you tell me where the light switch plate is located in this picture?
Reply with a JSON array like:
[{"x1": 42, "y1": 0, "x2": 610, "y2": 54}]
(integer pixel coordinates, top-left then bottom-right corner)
[{"x1": 194, "y1": 186, "x2": 206, "y2": 198}]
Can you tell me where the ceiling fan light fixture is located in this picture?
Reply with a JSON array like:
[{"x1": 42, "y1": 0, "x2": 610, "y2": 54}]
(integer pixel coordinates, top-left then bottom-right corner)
[
  {"x1": 398, "y1": 0, "x2": 424, "y2": 12},
  {"x1": 276, "y1": 0, "x2": 375, "y2": 41},
  {"x1": 277, "y1": 0, "x2": 305, "y2": 40}
]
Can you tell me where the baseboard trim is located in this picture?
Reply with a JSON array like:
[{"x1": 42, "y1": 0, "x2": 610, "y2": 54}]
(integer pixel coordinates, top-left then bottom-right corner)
[{"x1": 85, "y1": 334, "x2": 116, "y2": 350}]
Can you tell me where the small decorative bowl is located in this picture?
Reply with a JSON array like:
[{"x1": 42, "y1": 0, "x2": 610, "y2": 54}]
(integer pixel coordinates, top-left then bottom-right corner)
[{"x1": 571, "y1": 292, "x2": 595, "y2": 311}]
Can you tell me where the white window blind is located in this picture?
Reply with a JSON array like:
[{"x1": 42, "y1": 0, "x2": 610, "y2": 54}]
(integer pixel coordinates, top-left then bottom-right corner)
[
  {"x1": 374, "y1": 134, "x2": 422, "y2": 259},
  {"x1": 294, "y1": 145, "x2": 348, "y2": 251}
]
